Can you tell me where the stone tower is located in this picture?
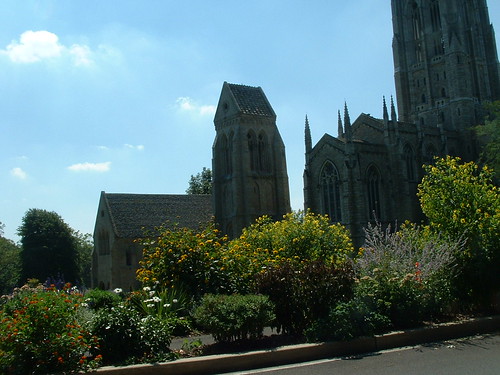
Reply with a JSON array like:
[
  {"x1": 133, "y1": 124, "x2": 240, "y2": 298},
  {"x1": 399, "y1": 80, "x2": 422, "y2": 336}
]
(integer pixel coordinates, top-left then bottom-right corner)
[
  {"x1": 212, "y1": 82, "x2": 291, "y2": 238},
  {"x1": 392, "y1": 0, "x2": 500, "y2": 158}
]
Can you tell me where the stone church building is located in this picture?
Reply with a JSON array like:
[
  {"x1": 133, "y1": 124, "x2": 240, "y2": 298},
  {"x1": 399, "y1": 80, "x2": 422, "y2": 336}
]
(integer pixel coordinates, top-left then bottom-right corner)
[{"x1": 93, "y1": 0, "x2": 499, "y2": 290}]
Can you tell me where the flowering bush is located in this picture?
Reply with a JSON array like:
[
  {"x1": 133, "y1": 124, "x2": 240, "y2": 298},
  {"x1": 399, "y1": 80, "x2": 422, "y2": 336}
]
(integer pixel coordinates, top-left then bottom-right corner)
[
  {"x1": 84, "y1": 288, "x2": 122, "y2": 310},
  {"x1": 354, "y1": 222, "x2": 461, "y2": 327},
  {"x1": 136, "y1": 222, "x2": 233, "y2": 298},
  {"x1": 89, "y1": 303, "x2": 172, "y2": 365},
  {"x1": 254, "y1": 260, "x2": 355, "y2": 335},
  {"x1": 0, "y1": 283, "x2": 100, "y2": 375},
  {"x1": 128, "y1": 286, "x2": 193, "y2": 336},
  {"x1": 418, "y1": 156, "x2": 500, "y2": 303},
  {"x1": 193, "y1": 294, "x2": 275, "y2": 342}
]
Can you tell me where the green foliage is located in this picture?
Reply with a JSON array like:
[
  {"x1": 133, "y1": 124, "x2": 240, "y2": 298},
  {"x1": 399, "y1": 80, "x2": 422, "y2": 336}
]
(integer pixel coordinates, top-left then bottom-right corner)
[
  {"x1": 355, "y1": 222, "x2": 461, "y2": 327},
  {"x1": 84, "y1": 288, "x2": 122, "y2": 310},
  {"x1": 475, "y1": 101, "x2": 500, "y2": 174},
  {"x1": 0, "y1": 236, "x2": 21, "y2": 295},
  {"x1": 0, "y1": 283, "x2": 101, "y2": 374},
  {"x1": 137, "y1": 222, "x2": 232, "y2": 298},
  {"x1": 254, "y1": 260, "x2": 355, "y2": 335},
  {"x1": 186, "y1": 167, "x2": 212, "y2": 195},
  {"x1": 305, "y1": 296, "x2": 391, "y2": 342},
  {"x1": 193, "y1": 294, "x2": 275, "y2": 342},
  {"x1": 73, "y1": 231, "x2": 93, "y2": 288},
  {"x1": 418, "y1": 156, "x2": 500, "y2": 302},
  {"x1": 18, "y1": 209, "x2": 80, "y2": 284},
  {"x1": 89, "y1": 303, "x2": 172, "y2": 365},
  {"x1": 128, "y1": 286, "x2": 193, "y2": 336}
]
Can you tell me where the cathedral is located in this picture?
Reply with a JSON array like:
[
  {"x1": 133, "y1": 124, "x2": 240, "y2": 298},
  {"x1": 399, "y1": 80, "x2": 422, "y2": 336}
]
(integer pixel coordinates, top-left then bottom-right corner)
[
  {"x1": 214, "y1": 0, "x2": 500, "y2": 245},
  {"x1": 93, "y1": 0, "x2": 499, "y2": 289}
]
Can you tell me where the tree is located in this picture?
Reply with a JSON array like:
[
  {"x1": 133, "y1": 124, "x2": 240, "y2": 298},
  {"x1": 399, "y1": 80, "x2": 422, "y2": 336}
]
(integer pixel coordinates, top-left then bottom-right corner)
[
  {"x1": 186, "y1": 167, "x2": 212, "y2": 194},
  {"x1": 18, "y1": 209, "x2": 80, "y2": 285},
  {"x1": 417, "y1": 156, "x2": 500, "y2": 302},
  {"x1": 0, "y1": 222, "x2": 21, "y2": 294},
  {"x1": 475, "y1": 101, "x2": 500, "y2": 175},
  {"x1": 73, "y1": 231, "x2": 93, "y2": 288}
]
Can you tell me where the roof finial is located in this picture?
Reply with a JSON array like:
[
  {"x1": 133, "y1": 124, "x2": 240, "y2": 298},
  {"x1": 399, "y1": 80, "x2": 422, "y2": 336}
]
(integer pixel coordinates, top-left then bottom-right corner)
[
  {"x1": 344, "y1": 102, "x2": 352, "y2": 140},
  {"x1": 390, "y1": 95, "x2": 398, "y2": 123},
  {"x1": 383, "y1": 96, "x2": 389, "y2": 122},
  {"x1": 305, "y1": 115, "x2": 312, "y2": 153},
  {"x1": 337, "y1": 110, "x2": 344, "y2": 138}
]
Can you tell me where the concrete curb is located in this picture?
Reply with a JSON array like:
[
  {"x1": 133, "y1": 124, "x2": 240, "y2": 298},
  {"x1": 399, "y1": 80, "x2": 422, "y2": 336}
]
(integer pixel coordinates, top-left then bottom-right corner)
[{"x1": 96, "y1": 315, "x2": 500, "y2": 375}]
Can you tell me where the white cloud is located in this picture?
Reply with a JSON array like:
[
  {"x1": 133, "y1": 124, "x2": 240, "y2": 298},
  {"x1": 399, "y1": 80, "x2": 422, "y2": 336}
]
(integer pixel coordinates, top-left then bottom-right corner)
[
  {"x1": 124, "y1": 144, "x2": 145, "y2": 151},
  {"x1": 10, "y1": 167, "x2": 27, "y2": 180},
  {"x1": 176, "y1": 97, "x2": 216, "y2": 117},
  {"x1": 1, "y1": 30, "x2": 94, "y2": 66},
  {"x1": 67, "y1": 161, "x2": 111, "y2": 172}
]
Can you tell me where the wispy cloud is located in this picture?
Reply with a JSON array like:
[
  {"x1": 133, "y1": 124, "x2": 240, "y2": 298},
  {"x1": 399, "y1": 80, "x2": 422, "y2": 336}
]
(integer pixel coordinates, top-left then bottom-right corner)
[
  {"x1": 67, "y1": 161, "x2": 111, "y2": 172},
  {"x1": 176, "y1": 97, "x2": 216, "y2": 116},
  {"x1": 1, "y1": 30, "x2": 93, "y2": 66},
  {"x1": 124, "y1": 144, "x2": 145, "y2": 151},
  {"x1": 10, "y1": 167, "x2": 28, "y2": 180}
]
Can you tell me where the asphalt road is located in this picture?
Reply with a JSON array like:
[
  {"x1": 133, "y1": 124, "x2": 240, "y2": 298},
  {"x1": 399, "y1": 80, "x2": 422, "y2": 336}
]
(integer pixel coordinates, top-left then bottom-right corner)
[{"x1": 225, "y1": 333, "x2": 500, "y2": 375}]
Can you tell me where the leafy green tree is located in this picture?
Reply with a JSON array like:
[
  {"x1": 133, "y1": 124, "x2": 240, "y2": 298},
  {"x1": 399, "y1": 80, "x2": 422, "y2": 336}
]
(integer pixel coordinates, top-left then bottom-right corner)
[
  {"x1": 0, "y1": 222, "x2": 21, "y2": 294},
  {"x1": 73, "y1": 231, "x2": 93, "y2": 288},
  {"x1": 18, "y1": 209, "x2": 80, "y2": 285},
  {"x1": 186, "y1": 167, "x2": 212, "y2": 194},
  {"x1": 417, "y1": 156, "x2": 500, "y2": 302},
  {"x1": 475, "y1": 101, "x2": 500, "y2": 174}
]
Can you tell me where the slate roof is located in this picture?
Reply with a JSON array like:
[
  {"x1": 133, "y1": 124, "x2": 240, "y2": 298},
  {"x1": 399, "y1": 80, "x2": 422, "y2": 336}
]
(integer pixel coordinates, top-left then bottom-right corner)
[
  {"x1": 227, "y1": 83, "x2": 276, "y2": 117},
  {"x1": 102, "y1": 193, "x2": 213, "y2": 238}
]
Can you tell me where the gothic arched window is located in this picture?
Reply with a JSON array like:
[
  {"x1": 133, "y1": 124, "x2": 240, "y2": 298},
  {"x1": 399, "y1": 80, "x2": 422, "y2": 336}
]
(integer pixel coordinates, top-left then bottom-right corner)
[
  {"x1": 258, "y1": 131, "x2": 271, "y2": 173},
  {"x1": 366, "y1": 166, "x2": 381, "y2": 220},
  {"x1": 404, "y1": 144, "x2": 416, "y2": 181},
  {"x1": 320, "y1": 161, "x2": 342, "y2": 222},
  {"x1": 430, "y1": 0, "x2": 442, "y2": 31},
  {"x1": 247, "y1": 130, "x2": 258, "y2": 172}
]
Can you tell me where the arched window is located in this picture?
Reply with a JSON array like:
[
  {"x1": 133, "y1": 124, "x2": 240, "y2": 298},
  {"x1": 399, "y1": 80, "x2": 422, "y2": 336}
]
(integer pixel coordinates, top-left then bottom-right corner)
[
  {"x1": 404, "y1": 144, "x2": 415, "y2": 181},
  {"x1": 98, "y1": 230, "x2": 110, "y2": 256},
  {"x1": 430, "y1": 0, "x2": 442, "y2": 31},
  {"x1": 320, "y1": 161, "x2": 342, "y2": 222},
  {"x1": 247, "y1": 131, "x2": 258, "y2": 172},
  {"x1": 258, "y1": 131, "x2": 271, "y2": 172},
  {"x1": 366, "y1": 166, "x2": 381, "y2": 220},
  {"x1": 219, "y1": 133, "x2": 232, "y2": 176}
]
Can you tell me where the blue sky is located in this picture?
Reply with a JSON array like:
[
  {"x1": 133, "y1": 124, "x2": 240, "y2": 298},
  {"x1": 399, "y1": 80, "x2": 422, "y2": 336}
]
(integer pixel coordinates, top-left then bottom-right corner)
[{"x1": 1, "y1": 1, "x2": 499, "y2": 241}]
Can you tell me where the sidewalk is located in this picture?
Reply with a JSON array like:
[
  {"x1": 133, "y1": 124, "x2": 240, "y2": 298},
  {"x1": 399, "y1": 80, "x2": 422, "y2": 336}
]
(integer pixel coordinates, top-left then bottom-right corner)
[{"x1": 96, "y1": 315, "x2": 500, "y2": 375}]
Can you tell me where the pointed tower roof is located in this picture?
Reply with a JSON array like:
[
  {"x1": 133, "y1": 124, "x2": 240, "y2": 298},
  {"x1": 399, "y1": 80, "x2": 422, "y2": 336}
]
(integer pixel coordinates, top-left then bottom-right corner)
[
  {"x1": 344, "y1": 102, "x2": 352, "y2": 140},
  {"x1": 305, "y1": 115, "x2": 312, "y2": 153},
  {"x1": 390, "y1": 96, "x2": 398, "y2": 123},
  {"x1": 383, "y1": 96, "x2": 389, "y2": 122},
  {"x1": 337, "y1": 110, "x2": 344, "y2": 138}
]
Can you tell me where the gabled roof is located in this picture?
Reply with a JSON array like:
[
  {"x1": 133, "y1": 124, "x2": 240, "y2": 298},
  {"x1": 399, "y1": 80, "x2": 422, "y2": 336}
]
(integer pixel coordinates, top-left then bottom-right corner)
[
  {"x1": 226, "y1": 83, "x2": 276, "y2": 117},
  {"x1": 101, "y1": 192, "x2": 213, "y2": 238}
]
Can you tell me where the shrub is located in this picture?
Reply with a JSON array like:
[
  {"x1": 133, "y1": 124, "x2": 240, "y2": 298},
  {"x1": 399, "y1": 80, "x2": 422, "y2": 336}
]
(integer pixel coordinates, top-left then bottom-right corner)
[
  {"x1": 136, "y1": 222, "x2": 233, "y2": 299},
  {"x1": 193, "y1": 294, "x2": 275, "y2": 342},
  {"x1": 254, "y1": 260, "x2": 354, "y2": 335},
  {"x1": 89, "y1": 303, "x2": 172, "y2": 365},
  {"x1": 355, "y1": 222, "x2": 461, "y2": 327},
  {"x1": 84, "y1": 288, "x2": 122, "y2": 310},
  {"x1": 305, "y1": 296, "x2": 391, "y2": 342},
  {"x1": 0, "y1": 283, "x2": 100, "y2": 375},
  {"x1": 128, "y1": 286, "x2": 194, "y2": 336},
  {"x1": 418, "y1": 156, "x2": 500, "y2": 303}
]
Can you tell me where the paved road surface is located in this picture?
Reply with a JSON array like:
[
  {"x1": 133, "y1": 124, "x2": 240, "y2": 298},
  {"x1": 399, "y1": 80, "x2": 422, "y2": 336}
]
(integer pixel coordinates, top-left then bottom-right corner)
[{"x1": 225, "y1": 333, "x2": 500, "y2": 375}]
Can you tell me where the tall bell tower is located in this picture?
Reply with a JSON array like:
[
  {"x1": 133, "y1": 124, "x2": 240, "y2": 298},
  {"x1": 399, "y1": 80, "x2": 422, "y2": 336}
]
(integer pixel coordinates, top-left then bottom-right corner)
[
  {"x1": 392, "y1": 0, "x2": 500, "y2": 136},
  {"x1": 212, "y1": 82, "x2": 291, "y2": 238}
]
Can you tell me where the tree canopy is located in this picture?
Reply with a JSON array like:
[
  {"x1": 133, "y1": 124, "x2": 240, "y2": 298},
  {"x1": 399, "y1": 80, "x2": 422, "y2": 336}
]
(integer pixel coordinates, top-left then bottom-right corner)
[
  {"x1": 0, "y1": 222, "x2": 21, "y2": 294},
  {"x1": 475, "y1": 101, "x2": 500, "y2": 175},
  {"x1": 186, "y1": 167, "x2": 212, "y2": 195},
  {"x1": 18, "y1": 209, "x2": 80, "y2": 285}
]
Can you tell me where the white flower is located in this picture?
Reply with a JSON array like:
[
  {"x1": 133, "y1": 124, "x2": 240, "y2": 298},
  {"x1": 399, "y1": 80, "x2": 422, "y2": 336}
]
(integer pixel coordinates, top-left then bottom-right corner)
[
  {"x1": 113, "y1": 288, "x2": 123, "y2": 294},
  {"x1": 164, "y1": 303, "x2": 171, "y2": 308},
  {"x1": 143, "y1": 286, "x2": 151, "y2": 292},
  {"x1": 147, "y1": 304, "x2": 154, "y2": 308},
  {"x1": 81, "y1": 302, "x2": 89, "y2": 308},
  {"x1": 172, "y1": 299, "x2": 178, "y2": 303},
  {"x1": 149, "y1": 291, "x2": 155, "y2": 297},
  {"x1": 152, "y1": 296, "x2": 161, "y2": 303}
]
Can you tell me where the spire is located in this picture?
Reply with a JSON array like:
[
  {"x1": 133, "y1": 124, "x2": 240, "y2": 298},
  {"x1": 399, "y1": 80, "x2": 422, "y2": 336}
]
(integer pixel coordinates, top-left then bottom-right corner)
[
  {"x1": 344, "y1": 102, "x2": 352, "y2": 141},
  {"x1": 304, "y1": 115, "x2": 312, "y2": 154},
  {"x1": 390, "y1": 95, "x2": 398, "y2": 123},
  {"x1": 383, "y1": 96, "x2": 389, "y2": 122},
  {"x1": 337, "y1": 110, "x2": 343, "y2": 138}
]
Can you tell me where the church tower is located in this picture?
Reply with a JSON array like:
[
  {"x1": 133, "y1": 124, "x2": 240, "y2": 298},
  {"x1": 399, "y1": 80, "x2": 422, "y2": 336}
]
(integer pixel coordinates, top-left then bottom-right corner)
[
  {"x1": 392, "y1": 0, "x2": 500, "y2": 139},
  {"x1": 212, "y1": 82, "x2": 291, "y2": 238}
]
